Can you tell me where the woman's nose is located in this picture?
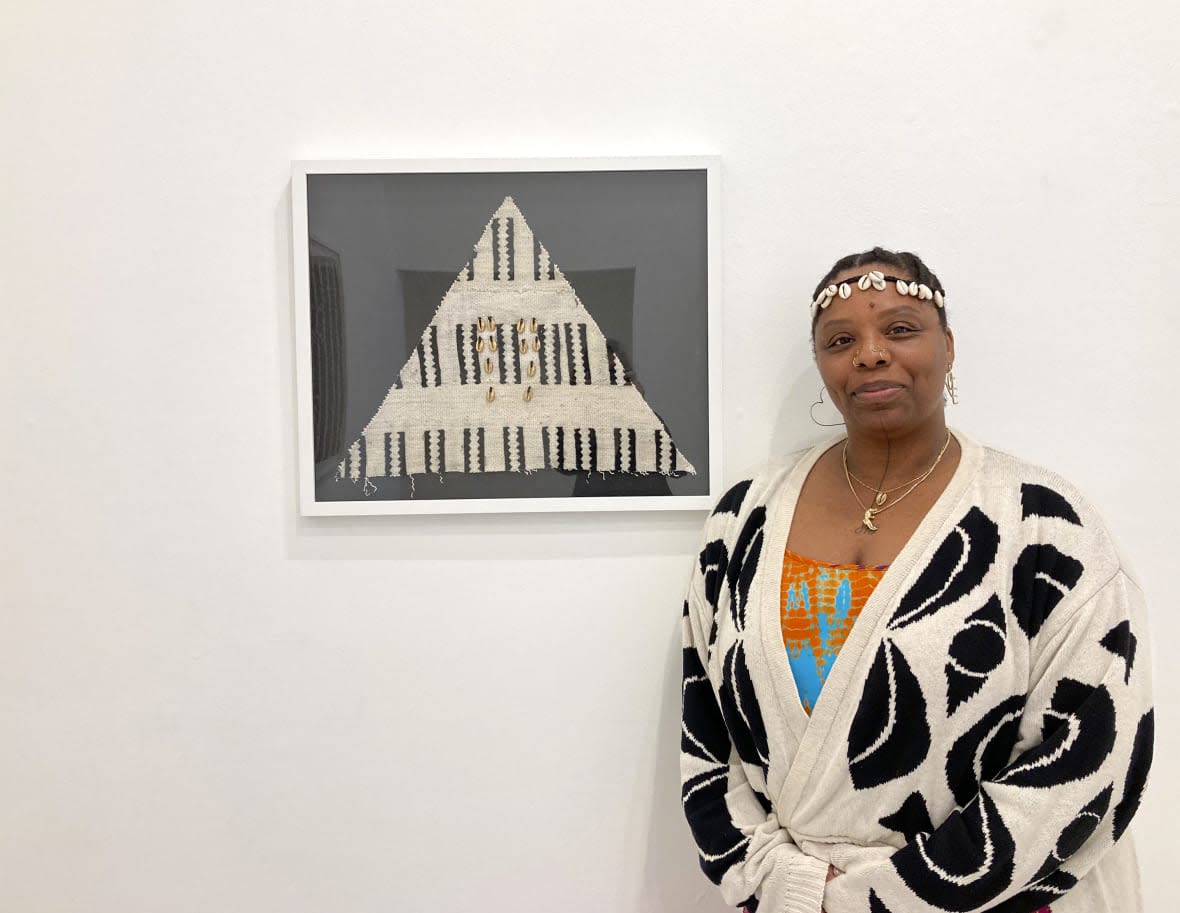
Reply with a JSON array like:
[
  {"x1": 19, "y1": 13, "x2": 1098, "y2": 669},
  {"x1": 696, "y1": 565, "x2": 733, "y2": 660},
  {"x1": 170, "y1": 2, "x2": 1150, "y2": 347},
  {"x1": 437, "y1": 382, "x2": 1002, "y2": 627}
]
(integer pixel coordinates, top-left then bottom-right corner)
[{"x1": 861, "y1": 335, "x2": 889, "y2": 366}]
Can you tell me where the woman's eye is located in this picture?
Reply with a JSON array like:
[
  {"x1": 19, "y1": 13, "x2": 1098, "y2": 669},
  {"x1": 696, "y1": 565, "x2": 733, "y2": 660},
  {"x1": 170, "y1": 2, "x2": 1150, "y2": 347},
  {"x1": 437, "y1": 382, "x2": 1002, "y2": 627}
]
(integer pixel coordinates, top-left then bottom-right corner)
[
  {"x1": 887, "y1": 324, "x2": 916, "y2": 336},
  {"x1": 826, "y1": 335, "x2": 853, "y2": 348}
]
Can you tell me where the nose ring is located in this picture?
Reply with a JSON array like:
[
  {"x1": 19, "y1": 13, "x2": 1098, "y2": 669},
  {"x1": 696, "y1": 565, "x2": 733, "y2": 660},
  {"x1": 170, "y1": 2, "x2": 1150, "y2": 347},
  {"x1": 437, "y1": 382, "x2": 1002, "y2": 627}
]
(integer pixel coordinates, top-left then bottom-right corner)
[{"x1": 852, "y1": 344, "x2": 886, "y2": 368}]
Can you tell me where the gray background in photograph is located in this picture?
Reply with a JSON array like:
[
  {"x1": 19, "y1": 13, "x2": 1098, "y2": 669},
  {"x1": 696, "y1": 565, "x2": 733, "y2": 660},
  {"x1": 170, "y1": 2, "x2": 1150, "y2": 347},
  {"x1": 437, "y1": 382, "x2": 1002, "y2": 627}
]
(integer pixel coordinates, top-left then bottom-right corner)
[{"x1": 304, "y1": 169, "x2": 710, "y2": 501}]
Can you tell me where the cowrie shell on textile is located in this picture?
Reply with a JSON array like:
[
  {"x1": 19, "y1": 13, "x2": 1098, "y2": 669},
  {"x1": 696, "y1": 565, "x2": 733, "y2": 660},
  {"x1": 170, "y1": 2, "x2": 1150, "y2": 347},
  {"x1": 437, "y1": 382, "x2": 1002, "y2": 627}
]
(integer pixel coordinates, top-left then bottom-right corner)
[
  {"x1": 517, "y1": 318, "x2": 525, "y2": 333},
  {"x1": 486, "y1": 386, "x2": 495, "y2": 402}
]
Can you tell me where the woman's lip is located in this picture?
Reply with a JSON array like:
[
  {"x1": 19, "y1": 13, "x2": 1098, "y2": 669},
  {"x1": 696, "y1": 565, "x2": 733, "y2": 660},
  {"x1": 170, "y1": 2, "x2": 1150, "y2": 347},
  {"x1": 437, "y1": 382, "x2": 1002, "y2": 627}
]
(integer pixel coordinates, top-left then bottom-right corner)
[{"x1": 853, "y1": 383, "x2": 904, "y2": 401}]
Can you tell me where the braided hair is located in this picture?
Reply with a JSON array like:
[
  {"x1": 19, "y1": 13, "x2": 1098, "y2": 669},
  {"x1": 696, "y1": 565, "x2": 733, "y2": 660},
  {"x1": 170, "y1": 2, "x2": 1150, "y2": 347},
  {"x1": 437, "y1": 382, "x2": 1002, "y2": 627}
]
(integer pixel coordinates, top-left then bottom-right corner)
[{"x1": 810, "y1": 247, "x2": 948, "y2": 335}]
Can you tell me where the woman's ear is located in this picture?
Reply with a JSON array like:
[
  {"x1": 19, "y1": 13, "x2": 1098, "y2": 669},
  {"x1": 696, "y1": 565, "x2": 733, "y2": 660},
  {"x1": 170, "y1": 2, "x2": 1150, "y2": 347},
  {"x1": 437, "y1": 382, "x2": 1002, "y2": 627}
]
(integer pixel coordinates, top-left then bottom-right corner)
[{"x1": 945, "y1": 327, "x2": 955, "y2": 368}]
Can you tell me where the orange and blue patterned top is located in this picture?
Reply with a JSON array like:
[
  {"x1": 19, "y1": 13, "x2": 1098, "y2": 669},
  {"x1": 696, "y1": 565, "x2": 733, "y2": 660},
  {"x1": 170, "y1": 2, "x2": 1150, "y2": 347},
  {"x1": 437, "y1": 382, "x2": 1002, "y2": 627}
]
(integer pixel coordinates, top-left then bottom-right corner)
[{"x1": 780, "y1": 547, "x2": 888, "y2": 715}]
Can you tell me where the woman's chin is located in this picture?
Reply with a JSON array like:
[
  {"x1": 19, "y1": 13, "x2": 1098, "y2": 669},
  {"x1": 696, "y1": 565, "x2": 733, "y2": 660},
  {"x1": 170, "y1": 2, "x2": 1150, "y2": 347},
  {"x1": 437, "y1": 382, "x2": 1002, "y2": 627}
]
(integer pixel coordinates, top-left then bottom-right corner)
[{"x1": 846, "y1": 404, "x2": 944, "y2": 438}]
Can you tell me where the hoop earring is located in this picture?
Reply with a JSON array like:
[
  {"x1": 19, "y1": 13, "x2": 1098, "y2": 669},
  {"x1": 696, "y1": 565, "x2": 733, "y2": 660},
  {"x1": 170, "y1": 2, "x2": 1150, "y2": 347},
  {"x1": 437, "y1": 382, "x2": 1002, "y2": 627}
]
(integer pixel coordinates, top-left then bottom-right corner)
[
  {"x1": 810, "y1": 387, "x2": 845, "y2": 427},
  {"x1": 944, "y1": 369, "x2": 959, "y2": 405}
]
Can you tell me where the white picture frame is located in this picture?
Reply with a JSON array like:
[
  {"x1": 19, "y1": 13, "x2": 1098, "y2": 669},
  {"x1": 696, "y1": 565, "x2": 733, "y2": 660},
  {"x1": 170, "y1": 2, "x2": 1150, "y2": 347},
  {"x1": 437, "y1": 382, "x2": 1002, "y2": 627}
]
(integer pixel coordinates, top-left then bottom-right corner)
[{"x1": 291, "y1": 156, "x2": 722, "y2": 515}]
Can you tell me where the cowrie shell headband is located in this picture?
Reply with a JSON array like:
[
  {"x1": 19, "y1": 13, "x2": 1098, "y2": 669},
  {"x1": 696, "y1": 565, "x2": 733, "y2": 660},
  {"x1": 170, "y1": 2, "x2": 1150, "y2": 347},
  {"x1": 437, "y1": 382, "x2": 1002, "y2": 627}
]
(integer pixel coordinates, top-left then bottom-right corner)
[{"x1": 811, "y1": 270, "x2": 946, "y2": 317}]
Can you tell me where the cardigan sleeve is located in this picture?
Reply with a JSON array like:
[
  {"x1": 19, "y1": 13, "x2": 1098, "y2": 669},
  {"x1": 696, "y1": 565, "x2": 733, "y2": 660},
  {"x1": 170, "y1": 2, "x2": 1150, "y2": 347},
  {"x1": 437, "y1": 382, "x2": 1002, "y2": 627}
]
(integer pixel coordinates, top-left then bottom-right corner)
[
  {"x1": 682, "y1": 587, "x2": 832, "y2": 913},
  {"x1": 822, "y1": 567, "x2": 1154, "y2": 913}
]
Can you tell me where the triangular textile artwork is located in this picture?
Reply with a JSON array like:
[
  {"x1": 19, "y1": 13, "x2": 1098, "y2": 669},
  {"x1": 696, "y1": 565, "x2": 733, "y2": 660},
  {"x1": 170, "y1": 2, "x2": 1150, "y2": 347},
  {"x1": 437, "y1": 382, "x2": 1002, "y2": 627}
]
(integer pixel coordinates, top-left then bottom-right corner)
[{"x1": 337, "y1": 196, "x2": 696, "y2": 482}]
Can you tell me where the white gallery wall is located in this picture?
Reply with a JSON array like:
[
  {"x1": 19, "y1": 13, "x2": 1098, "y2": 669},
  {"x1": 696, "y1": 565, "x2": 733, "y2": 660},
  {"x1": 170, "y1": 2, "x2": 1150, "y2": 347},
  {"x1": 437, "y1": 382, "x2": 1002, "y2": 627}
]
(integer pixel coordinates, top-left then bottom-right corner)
[{"x1": 3, "y1": 2, "x2": 1177, "y2": 911}]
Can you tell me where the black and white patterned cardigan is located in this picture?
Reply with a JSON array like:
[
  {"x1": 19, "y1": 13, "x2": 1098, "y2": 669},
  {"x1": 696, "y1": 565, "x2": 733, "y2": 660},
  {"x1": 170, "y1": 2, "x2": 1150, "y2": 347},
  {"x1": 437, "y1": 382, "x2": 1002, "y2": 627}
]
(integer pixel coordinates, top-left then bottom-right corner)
[{"x1": 680, "y1": 432, "x2": 1153, "y2": 913}]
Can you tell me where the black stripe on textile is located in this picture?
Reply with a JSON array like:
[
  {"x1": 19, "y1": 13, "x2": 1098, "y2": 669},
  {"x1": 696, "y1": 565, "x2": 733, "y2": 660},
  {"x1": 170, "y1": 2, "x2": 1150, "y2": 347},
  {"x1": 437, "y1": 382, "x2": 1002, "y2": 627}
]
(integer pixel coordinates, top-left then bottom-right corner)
[
  {"x1": 608, "y1": 349, "x2": 619, "y2": 385},
  {"x1": 655, "y1": 430, "x2": 663, "y2": 474},
  {"x1": 397, "y1": 432, "x2": 407, "y2": 477},
  {"x1": 613, "y1": 428, "x2": 623, "y2": 471},
  {"x1": 533, "y1": 236, "x2": 542, "y2": 280},
  {"x1": 429, "y1": 326, "x2": 441, "y2": 386},
  {"x1": 556, "y1": 427, "x2": 566, "y2": 470},
  {"x1": 492, "y1": 218, "x2": 501, "y2": 280},
  {"x1": 506, "y1": 218, "x2": 515, "y2": 280},
  {"x1": 510, "y1": 325, "x2": 522, "y2": 384},
  {"x1": 516, "y1": 426, "x2": 525, "y2": 471},
  {"x1": 470, "y1": 323, "x2": 480, "y2": 383},
  {"x1": 578, "y1": 324, "x2": 591, "y2": 383},
  {"x1": 477, "y1": 427, "x2": 486, "y2": 472},
  {"x1": 358, "y1": 436, "x2": 367, "y2": 479},
  {"x1": 542, "y1": 426, "x2": 552, "y2": 468},
  {"x1": 384, "y1": 432, "x2": 392, "y2": 477},
  {"x1": 564, "y1": 323, "x2": 577, "y2": 385},
  {"x1": 670, "y1": 440, "x2": 678, "y2": 473},
  {"x1": 423, "y1": 430, "x2": 432, "y2": 474},
  {"x1": 537, "y1": 324, "x2": 549, "y2": 385},
  {"x1": 503, "y1": 426, "x2": 512, "y2": 472},
  {"x1": 588, "y1": 428, "x2": 597, "y2": 471},
  {"x1": 495, "y1": 323, "x2": 506, "y2": 383},
  {"x1": 550, "y1": 324, "x2": 562, "y2": 385},
  {"x1": 456, "y1": 325, "x2": 468, "y2": 385},
  {"x1": 628, "y1": 429, "x2": 637, "y2": 473},
  {"x1": 416, "y1": 341, "x2": 428, "y2": 387},
  {"x1": 463, "y1": 428, "x2": 472, "y2": 473},
  {"x1": 466, "y1": 259, "x2": 474, "y2": 281},
  {"x1": 574, "y1": 429, "x2": 583, "y2": 471},
  {"x1": 437, "y1": 429, "x2": 446, "y2": 473}
]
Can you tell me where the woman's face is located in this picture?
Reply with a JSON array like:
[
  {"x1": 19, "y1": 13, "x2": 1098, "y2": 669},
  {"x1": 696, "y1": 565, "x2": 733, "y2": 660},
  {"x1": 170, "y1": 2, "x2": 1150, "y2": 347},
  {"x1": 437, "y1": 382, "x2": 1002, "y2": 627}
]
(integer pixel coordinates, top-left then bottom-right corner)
[{"x1": 812, "y1": 263, "x2": 954, "y2": 437}]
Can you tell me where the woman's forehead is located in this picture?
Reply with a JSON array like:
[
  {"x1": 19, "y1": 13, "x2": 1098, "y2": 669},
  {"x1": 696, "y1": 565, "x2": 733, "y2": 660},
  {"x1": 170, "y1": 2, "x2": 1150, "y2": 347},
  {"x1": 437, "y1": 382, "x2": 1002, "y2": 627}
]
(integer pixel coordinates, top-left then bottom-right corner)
[{"x1": 815, "y1": 294, "x2": 933, "y2": 331}]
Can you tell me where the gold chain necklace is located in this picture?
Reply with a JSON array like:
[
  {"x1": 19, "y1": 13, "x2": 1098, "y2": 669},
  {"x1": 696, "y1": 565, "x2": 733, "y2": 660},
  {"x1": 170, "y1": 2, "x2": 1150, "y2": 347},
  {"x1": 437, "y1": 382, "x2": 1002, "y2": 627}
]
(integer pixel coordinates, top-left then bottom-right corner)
[
  {"x1": 845, "y1": 463, "x2": 936, "y2": 498},
  {"x1": 842, "y1": 431, "x2": 952, "y2": 532}
]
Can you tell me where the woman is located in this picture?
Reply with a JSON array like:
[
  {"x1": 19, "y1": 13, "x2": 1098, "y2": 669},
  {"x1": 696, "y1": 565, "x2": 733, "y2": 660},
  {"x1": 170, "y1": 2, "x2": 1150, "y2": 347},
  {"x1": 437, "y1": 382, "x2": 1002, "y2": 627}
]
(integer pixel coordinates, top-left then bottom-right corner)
[{"x1": 680, "y1": 248, "x2": 1153, "y2": 913}]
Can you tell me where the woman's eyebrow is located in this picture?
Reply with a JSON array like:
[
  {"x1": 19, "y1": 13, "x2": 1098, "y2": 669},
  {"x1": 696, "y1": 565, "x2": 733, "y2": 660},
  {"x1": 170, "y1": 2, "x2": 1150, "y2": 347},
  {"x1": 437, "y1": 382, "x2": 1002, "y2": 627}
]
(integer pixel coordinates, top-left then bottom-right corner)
[{"x1": 819, "y1": 304, "x2": 925, "y2": 331}]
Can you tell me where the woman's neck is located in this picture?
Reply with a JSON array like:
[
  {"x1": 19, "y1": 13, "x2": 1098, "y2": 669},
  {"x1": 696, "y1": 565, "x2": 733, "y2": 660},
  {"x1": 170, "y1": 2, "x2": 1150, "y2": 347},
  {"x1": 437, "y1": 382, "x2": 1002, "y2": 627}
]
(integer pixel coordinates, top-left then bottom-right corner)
[{"x1": 843, "y1": 420, "x2": 951, "y2": 490}]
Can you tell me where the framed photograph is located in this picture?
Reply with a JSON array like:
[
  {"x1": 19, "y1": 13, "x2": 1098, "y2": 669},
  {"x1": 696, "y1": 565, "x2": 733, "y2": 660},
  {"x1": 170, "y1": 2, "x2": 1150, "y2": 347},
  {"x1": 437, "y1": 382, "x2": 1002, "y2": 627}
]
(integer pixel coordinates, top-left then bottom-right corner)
[{"x1": 292, "y1": 156, "x2": 722, "y2": 515}]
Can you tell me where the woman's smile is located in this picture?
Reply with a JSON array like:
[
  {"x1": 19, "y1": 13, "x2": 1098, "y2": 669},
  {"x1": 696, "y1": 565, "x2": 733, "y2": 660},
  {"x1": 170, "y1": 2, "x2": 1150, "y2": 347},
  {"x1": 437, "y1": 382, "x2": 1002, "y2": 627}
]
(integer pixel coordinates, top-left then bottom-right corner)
[{"x1": 851, "y1": 381, "x2": 905, "y2": 402}]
